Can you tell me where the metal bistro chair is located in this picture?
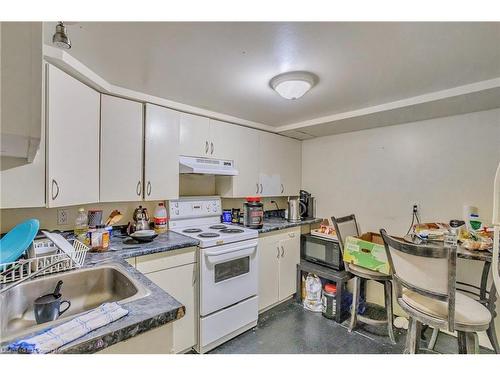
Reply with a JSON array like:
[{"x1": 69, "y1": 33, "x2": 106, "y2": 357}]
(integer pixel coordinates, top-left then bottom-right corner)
[
  {"x1": 332, "y1": 215, "x2": 396, "y2": 344},
  {"x1": 380, "y1": 229, "x2": 492, "y2": 354}
]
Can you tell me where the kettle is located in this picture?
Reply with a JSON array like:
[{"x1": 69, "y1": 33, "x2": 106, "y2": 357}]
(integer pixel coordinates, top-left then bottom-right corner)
[
  {"x1": 132, "y1": 206, "x2": 150, "y2": 232},
  {"x1": 287, "y1": 198, "x2": 302, "y2": 223}
]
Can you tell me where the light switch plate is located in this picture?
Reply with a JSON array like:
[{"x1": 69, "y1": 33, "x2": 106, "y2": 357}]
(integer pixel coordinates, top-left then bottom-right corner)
[{"x1": 57, "y1": 208, "x2": 69, "y2": 225}]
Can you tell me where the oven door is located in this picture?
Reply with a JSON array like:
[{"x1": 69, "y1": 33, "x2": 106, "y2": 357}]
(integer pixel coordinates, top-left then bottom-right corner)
[{"x1": 200, "y1": 238, "x2": 258, "y2": 316}]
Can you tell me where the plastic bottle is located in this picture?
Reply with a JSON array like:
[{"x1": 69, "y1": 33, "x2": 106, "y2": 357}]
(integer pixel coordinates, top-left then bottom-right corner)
[
  {"x1": 74, "y1": 208, "x2": 89, "y2": 243},
  {"x1": 154, "y1": 202, "x2": 168, "y2": 234}
]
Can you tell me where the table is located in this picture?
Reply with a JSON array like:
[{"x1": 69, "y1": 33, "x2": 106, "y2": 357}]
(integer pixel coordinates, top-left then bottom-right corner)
[
  {"x1": 403, "y1": 234, "x2": 498, "y2": 353},
  {"x1": 296, "y1": 260, "x2": 353, "y2": 323}
]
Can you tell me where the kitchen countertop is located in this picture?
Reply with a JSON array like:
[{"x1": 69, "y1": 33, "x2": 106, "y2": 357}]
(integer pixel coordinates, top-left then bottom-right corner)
[
  {"x1": 2, "y1": 219, "x2": 320, "y2": 354},
  {"x1": 2, "y1": 231, "x2": 200, "y2": 354},
  {"x1": 256, "y1": 217, "x2": 323, "y2": 234}
]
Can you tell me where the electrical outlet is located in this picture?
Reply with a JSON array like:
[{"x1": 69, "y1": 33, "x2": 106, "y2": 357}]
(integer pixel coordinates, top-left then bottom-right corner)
[{"x1": 57, "y1": 208, "x2": 69, "y2": 225}]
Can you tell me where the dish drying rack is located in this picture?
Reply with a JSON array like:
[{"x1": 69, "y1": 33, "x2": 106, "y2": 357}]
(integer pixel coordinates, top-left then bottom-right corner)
[{"x1": 0, "y1": 239, "x2": 89, "y2": 285}]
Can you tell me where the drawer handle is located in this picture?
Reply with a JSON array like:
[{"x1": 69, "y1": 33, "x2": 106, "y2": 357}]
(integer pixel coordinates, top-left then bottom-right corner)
[
  {"x1": 51, "y1": 179, "x2": 60, "y2": 200},
  {"x1": 136, "y1": 181, "x2": 142, "y2": 196},
  {"x1": 147, "y1": 181, "x2": 152, "y2": 196},
  {"x1": 205, "y1": 141, "x2": 209, "y2": 154}
]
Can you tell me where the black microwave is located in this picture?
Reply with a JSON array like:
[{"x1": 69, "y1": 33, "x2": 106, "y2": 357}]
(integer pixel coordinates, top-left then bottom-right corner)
[{"x1": 301, "y1": 234, "x2": 344, "y2": 271}]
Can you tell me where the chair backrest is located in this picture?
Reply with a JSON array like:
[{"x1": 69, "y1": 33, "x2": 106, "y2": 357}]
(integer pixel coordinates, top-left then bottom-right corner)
[
  {"x1": 331, "y1": 214, "x2": 360, "y2": 252},
  {"x1": 380, "y1": 229, "x2": 457, "y2": 330}
]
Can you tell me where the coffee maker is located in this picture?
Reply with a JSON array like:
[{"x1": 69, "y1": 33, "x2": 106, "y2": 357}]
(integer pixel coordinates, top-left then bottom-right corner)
[{"x1": 299, "y1": 190, "x2": 315, "y2": 220}]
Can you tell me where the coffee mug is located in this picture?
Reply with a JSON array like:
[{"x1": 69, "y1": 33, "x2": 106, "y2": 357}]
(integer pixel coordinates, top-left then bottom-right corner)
[{"x1": 34, "y1": 295, "x2": 71, "y2": 324}]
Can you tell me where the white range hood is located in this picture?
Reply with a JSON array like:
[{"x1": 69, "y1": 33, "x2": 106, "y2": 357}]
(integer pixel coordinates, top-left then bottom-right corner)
[{"x1": 179, "y1": 156, "x2": 239, "y2": 176}]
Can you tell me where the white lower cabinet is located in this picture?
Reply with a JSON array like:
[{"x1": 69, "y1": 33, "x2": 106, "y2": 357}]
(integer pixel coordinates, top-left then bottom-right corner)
[
  {"x1": 134, "y1": 247, "x2": 197, "y2": 354},
  {"x1": 258, "y1": 228, "x2": 301, "y2": 312}
]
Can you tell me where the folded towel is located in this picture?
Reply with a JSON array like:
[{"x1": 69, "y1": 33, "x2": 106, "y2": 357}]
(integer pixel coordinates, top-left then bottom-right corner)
[{"x1": 8, "y1": 302, "x2": 128, "y2": 354}]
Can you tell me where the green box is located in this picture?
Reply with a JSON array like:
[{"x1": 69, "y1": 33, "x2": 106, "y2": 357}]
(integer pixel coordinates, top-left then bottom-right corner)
[{"x1": 343, "y1": 232, "x2": 390, "y2": 275}]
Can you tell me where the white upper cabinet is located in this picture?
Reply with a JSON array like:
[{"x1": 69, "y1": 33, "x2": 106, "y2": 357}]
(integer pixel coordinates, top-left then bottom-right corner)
[
  {"x1": 179, "y1": 113, "x2": 211, "y2": 157},
  {"x1": 258, "y1": 132, "x2": 283, "y2": 197},
  {"x1": 280, "y1": 136, "x2": 302, "y2": 196},
  {"x1": 213, "y1": 120, "x2": 260, "y2": 197},
  {"x1": 144, "y1": 103, "x2": 180, "y2": 201},
  {"x1": 100, "y1": 95, "x2": 144, "y2": 202},
  {"x1": 46, "y1": 64, "x2": 100, "y2": 207}
]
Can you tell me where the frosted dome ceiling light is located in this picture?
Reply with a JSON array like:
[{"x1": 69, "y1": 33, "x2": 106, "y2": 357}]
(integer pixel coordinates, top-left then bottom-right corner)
[{"x1": 270, "y1": 71, "x2": 317, "y2": 100}]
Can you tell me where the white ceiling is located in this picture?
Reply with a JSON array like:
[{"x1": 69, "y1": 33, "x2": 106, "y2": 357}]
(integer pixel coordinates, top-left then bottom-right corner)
[{"x1": 44, "y1": 22, "x2": 500, "y2": 129}]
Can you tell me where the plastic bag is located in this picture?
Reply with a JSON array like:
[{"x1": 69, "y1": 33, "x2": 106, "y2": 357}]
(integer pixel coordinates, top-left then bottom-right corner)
[{"x1": 303, "y1": 273, "x2": 323, "y2": 312}]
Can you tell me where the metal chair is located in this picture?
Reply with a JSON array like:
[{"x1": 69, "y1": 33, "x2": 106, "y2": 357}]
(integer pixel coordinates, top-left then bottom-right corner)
[
  {"x1": 380, "y1": 229, "x2": 492, "y2": 354},
  {"x1": 332, "y1": 215, "x2": 395, "y2": 344}
]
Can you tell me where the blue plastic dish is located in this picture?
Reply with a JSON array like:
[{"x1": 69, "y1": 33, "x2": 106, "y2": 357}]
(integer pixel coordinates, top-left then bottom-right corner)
[{"x1": 0, "y1": 219, "x2": 40, "y2": 264}]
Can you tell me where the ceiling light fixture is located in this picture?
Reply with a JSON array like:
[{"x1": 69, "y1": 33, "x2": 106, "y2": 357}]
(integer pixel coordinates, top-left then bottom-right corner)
[
  {"x1": 270, "y1": 71, "x2": 317, "y2": 100},
  {"x1": 52, "y1": 21, "x2": 71, "y2": 49}
]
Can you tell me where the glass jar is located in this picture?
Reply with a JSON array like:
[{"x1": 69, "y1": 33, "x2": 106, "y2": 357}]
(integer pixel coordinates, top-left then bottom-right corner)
[{"x1": 90, "y1": 224, "x2": 110, "y2": 252}]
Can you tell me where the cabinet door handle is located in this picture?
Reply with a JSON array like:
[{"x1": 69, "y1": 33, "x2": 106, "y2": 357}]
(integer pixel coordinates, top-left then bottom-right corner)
[
  {"x1": 146, "y1": 181, "x2": 152, "y2": 196},
  {"x1": 259, "y1": 183, "x2": 263, "y2": 194},
  {"x1": 136, "y1": 181, "x2": 142, "y2": 196},
  {"x1": 210, "y1": 142, "x2": 214, "y2": 155},
  {"x1": 51, "y1": 179, "x2": 60, "y2": 200},
  {"x1": 277, "y1": 246, "x2": 280, "y2": 259},
  {"x1": 205, "y1": 141, "x2": 209, "y2": 154},
  {"x1": 281, "y1": 184, "x2": 284, "y2": 194},
  {"x1": 256, "y1": 183, "x2": 259, "y2": 194},
  {"x1": 281, "y1": 245, "x2": 285, "y2": 257}
]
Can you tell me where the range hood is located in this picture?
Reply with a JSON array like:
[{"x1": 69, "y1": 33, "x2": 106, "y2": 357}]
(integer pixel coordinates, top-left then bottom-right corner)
[{"x1": 179, "y1": 156, "x2": 239, "y2": 176}]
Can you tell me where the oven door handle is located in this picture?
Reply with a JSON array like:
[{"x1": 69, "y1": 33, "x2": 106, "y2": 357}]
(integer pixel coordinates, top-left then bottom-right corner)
[{"x1": 204, "y1": 244, "x2": 257, "y2": 259}]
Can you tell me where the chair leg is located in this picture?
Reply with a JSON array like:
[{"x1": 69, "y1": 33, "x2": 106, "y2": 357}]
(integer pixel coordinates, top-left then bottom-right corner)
[
  {"x1": 427, "y1": 328, "x2": 439, "y2": 350},
  {"x1": 486, "y1": 315, "x2": 500, "y2": 354},
  {"x1": 404, "y1": 317, "x2": 421, "y2": 354},
  {"x1": 349, "y1": 276, "x2": 360, "y2": 333},
  {"x1": 383, "y1": 280, "x2": 396, "y2": 344},
  {"x1": 458, "y1": 331, "x2": 480, "y2": 354}
]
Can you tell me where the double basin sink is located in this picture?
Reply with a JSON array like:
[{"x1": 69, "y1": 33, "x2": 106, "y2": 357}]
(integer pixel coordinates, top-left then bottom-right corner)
[{"x1": 0, "y1": 263, "x2": 150, "y2": 344}]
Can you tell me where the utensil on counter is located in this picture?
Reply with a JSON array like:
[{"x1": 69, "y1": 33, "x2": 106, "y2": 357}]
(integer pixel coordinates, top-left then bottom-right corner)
[
  {"x1": 88, "y1": 209, "x2": 103, "y2": 227},
  {"x1": 105, "y1": 210, "x2": 123, "y2": 226},
  {"x1": 34, "y1": 280, "x2": 71, "y2": 324},
  {"x1": 0, "y1": 219, "x2": 40, "y2": 264}
]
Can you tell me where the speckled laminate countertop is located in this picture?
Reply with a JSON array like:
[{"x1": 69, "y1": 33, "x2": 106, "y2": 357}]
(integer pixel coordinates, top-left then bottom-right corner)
[
  {"x1": 1, "y1": 231, "x2": 199, "y2": 354},
  {"x1": 256, "y1": 218, "x2": 323, "y2": 234}
]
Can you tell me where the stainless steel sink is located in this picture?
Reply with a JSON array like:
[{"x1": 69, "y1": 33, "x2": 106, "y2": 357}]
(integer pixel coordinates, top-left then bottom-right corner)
[{"x1": 0, "y1": 263, "x2": 150, "y2": 343}]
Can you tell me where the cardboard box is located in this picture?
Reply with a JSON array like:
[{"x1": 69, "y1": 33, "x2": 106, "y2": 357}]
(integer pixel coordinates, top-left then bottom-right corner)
[{"x1": 343, "y1": 232, "x2": 390, "y2": 275}]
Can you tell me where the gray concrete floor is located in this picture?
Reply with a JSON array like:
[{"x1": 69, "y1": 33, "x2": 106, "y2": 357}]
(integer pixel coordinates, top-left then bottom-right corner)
[{"x1": 208, "y1": 300, "x2": 494, "y2": 354}]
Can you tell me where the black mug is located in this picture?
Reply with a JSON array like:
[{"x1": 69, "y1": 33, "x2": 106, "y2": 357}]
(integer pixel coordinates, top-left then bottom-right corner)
[{"x1": 34, "y1": 294, "x2": 71, "y2": 324}]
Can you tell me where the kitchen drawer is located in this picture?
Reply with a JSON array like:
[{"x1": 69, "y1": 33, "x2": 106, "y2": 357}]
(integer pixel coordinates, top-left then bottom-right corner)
[
  {"x1": 259, "y1": 226, "x2": 301, "y2": 241},
  {"x1": 136, "y1": 247, "x2": 197, "y2": 274}
]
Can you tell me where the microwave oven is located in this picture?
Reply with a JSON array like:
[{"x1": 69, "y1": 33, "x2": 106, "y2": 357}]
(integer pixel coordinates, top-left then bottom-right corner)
[{"x1": 301, "y1": 234, "x2": 344, "y2": 271}]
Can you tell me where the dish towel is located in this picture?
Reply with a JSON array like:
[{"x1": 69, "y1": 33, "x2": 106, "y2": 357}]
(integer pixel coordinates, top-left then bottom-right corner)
[{"x1": 8, "y1": 302, "x2": 128, "y2": 354}]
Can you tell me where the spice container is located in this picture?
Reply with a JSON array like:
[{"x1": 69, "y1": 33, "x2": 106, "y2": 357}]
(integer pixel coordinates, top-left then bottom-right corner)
[
  {"x1": 243, "y1": 197, "x2": 263, "y2": 229},
  {"x1": 90, "y1": 224, "x2": 110, "y2": 252}
]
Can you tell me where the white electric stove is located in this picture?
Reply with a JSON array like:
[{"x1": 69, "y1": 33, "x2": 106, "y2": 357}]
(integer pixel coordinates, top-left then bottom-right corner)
[{"x1": 168, "y1": 197, "x2": 259, "y2": 353}]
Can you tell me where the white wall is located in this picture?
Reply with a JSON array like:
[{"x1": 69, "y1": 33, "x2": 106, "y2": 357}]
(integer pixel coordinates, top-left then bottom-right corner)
[{"x1": 302, "y1": 108, "x2": 500, "y2": 347}]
